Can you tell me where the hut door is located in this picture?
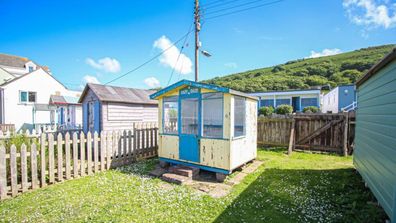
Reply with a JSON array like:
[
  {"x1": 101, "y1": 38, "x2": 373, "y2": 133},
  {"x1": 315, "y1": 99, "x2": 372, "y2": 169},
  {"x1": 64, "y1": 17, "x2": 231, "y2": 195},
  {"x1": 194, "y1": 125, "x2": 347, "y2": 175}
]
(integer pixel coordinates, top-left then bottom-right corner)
[{"x1": 179, "y1": 95, "x2": 200, "y2": 163}]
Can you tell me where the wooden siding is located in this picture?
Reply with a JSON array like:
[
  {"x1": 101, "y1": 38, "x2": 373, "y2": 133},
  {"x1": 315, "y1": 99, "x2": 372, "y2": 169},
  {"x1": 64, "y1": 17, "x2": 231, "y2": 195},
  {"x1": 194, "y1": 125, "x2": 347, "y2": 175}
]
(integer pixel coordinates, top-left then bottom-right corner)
[
  {"x1": 101, "y1": 102, "x2": 157, "y2": 131},
  {"x1": 200, "y1": 139, "x2": 230, "y2": 170},
  {"x1": 354, "y1": 59, "x2": 396, "y2": 222},
  {"x1": 159, "y1": 135, "x2": 179, "y2": 159}
]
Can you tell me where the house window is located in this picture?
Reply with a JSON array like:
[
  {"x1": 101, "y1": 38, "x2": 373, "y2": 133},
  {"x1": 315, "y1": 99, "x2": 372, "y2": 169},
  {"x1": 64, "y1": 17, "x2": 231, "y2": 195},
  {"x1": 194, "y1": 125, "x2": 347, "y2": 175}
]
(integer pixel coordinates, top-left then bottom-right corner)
[
  {"x1": 275, "y1": 99, "x2": 290, "y2": 107},
  {"x1": 28, "y1": 66, "x2": 34, "y2": 72},
  {"x1": 301, "y1": 98, "x2": 318, "y2": 109},
  {"x1": 19, "y1": 91, "x2": 36, "y2": 103},
  {"x1": 28, "y1": 92, "x2": 36, "y2": 102},
  {"x1": 233, "y1": 96, "x2": 246, "y2": 137},
  {"x1": 202, "y1": 93, "x2": 223, "y2": 138},
  {"x1": 260, "y1": 99, "x2": 274, "y2": 107},
  {"x1": 163, "y1": 96, "x2": 178, "y2": 134}
]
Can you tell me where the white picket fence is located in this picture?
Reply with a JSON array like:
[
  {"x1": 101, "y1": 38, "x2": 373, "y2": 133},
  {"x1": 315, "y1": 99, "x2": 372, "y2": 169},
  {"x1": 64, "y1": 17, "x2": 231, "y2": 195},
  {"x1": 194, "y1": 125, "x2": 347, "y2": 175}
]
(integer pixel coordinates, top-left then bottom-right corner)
[{"x1": 0, "y1": 123, "x2": 158, "y2": 200}]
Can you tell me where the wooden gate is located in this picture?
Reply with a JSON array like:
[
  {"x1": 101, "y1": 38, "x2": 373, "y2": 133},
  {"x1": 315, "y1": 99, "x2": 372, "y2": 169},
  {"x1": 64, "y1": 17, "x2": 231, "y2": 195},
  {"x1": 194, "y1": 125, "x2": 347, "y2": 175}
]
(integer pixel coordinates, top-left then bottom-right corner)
[{"x1": 290, "y1": 113, "x2": 349, "y2": 155}]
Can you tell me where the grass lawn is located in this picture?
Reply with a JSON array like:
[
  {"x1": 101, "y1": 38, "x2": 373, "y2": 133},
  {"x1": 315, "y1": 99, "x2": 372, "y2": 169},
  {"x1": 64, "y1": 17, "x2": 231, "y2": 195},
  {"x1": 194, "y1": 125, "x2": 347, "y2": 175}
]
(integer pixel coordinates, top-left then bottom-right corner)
[{"x1": 0, "y1": 148, "x2": 386, "y2": 222}]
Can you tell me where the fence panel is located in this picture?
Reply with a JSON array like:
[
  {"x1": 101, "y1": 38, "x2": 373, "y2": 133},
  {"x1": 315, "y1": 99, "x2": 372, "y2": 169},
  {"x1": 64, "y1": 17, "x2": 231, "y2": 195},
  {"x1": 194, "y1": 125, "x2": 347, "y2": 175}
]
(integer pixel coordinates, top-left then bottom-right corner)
[
  {"x1": 257, "y1": 113, "x2": 353, "y2": 154},
  {"x1": 0, "y1": 123, "x2": 158, "y2": 200}
]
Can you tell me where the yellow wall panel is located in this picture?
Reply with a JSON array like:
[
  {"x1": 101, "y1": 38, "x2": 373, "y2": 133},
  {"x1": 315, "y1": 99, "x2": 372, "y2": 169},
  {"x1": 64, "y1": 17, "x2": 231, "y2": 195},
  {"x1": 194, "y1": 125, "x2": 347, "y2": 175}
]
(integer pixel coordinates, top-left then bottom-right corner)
[
  {"x1": 223, "y1": 93, "x2": 231, "y2": 139},
  {"x1": 200, "y1": 139, "x2": 230, "y2": 170},
  {"x1": 159, "y1": 135, "x2": 179, "y2": 160}
]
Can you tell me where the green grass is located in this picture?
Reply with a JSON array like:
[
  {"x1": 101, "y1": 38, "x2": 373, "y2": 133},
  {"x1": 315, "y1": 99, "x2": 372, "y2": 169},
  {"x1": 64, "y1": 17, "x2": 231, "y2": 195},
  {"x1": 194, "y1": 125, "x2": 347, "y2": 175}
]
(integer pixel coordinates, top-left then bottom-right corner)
[{"x1": 0, "y1": 148, "x2": 387, "y2": 222}]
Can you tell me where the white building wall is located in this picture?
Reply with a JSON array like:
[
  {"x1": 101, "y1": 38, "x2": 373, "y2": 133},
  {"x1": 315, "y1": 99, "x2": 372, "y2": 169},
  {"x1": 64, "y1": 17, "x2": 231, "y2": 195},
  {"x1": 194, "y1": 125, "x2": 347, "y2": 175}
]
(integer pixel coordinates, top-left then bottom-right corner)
[
  {"x1": 1, "y1": 69, "x2": 72, "y2": 130},
  {"x1": 321, "y1": 87, "x2": 339, "y2": 113}
]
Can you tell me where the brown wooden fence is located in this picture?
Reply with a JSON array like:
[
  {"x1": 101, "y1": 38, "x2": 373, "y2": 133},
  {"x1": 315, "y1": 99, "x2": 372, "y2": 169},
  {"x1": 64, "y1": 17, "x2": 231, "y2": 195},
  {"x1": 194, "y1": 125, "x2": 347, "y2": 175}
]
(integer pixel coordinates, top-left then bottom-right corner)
[
  {"x1": 258, "y1": 113, "x2": 354, "y2": 155},
  {"x1": 0, "y1": 123, "x2": 158, "y2": 200}
]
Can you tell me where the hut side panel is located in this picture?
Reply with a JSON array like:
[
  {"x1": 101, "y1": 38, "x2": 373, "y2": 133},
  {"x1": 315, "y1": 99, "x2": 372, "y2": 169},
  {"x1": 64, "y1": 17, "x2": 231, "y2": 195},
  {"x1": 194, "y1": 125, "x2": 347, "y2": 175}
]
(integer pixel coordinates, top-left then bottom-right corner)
[
  {"x1": 101, "y1": 102, "x2": 157, "y2": 131},
  {"x1": 230, "y1": 97, "x2": 257, "y2": 170},
  {"x1": 200, "y1": 139, "x2": 230, "y2": 170},
  {"x1": 159, "y1": 135, "x2": 179, "y2": 160},
  {"x1": 354, "y1": 59, "x2": 396, "y2": 221}
]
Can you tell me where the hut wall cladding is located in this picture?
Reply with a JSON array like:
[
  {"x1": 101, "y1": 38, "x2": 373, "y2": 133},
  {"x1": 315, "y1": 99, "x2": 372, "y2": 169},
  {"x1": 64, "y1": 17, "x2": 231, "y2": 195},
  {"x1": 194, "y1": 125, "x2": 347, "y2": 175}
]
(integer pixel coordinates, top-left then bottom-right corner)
[
  {"x1": 257, "y1": 113, "x2": 352, "y2": 154},
  {"x1": 0, "y1": 123, "x2": 158, "y2": 200},
  {"x1": 102, "y1": 102, "x2": 158, "y2": 131}
]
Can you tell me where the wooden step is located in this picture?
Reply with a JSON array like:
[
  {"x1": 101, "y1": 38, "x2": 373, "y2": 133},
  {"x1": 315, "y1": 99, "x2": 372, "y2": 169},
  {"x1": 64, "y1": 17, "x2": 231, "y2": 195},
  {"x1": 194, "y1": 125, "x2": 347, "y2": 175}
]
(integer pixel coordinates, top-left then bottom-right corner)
[
  {"x1": 169, "y1": 165, "x2": 200, "y2": 178},
  {"x1": 161, "y1": 173, "x2": 190, "y2": 185}
]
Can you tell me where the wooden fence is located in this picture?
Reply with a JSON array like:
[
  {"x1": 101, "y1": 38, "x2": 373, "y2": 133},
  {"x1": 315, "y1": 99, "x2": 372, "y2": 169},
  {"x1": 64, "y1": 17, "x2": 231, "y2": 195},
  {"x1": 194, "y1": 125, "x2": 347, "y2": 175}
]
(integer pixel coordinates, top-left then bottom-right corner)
[
  {"x1": 258, "y1": 113, "x2": 354, "y2": 155},
  {"x1": 0, "y1": 124, "x2": 158, "y2": 200},
  {"x1": 0, "y1": 124, "x2": 15, "y2": 133}
]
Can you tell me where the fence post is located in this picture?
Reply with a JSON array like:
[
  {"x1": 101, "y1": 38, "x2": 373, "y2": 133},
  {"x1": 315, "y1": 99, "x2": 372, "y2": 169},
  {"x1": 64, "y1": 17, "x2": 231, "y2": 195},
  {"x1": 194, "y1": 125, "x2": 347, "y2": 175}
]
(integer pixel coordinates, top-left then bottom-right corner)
[
  {"x1": 94, "y1": 132, "x2": 99, "y2": 173},
  {"x1": 40, "y1": 133, "x2": 46, "y2": 187},
  {"x1": 288, "y1": 118, "x2": 295, "y2": 156},
  {"x1": 343, "y1": 111, "x2": 349, "y2": 156},
  {"x1": 10, "y1": 145, "x2": 17, "y2": 197},
  {"x1": 21, "y1": 144, "x2": 28, "y2": 192},
  {"x1": 87, "y1": 132, "x2": 92, "y2": 175},
  {"x1": 73, "y1": 132, "x2": 79, "y2": 178},
  {"x1": 0, "y1": 146, "x2": 7, "y2": 199},
  {"x1": 80, "y1": 132, "x2": 86, "y2": 176},
  {"x1": 48, "y1": 134, "x2": 55, "y2": 184},
  {"x1": 65, "y1": 132, "x2": 71, "y2": 180},
  {"x1": 57, "y1": 133, "x2": 63, "y2": 181},
  {"x1": 100, "y1": 131, "x2": 106, "y2": 171},
  {"x1": 31, "y1": 144, "x2": 38, "y2": 189}
]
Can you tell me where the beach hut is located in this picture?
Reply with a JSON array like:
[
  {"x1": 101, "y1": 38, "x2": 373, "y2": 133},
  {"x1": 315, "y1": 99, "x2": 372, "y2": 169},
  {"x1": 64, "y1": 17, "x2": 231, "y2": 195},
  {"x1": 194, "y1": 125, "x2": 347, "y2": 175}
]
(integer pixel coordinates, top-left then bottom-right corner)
[
  {"x1": 354, "y1": 47, "x2": 396, "y2": 222},
  {"x1": 79, "y1": 83, "x2": 158, "y2": 133},
  {"x1": 150, "y1": 80, "x2": 258, "y2": 178}
]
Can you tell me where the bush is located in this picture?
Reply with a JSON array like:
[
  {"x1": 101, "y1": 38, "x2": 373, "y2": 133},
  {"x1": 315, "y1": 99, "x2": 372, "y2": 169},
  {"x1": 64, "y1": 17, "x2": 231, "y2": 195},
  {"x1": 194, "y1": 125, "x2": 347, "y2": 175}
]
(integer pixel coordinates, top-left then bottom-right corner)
[
  {"x1": 303, "y1": 106, "x2": 320, "y2": 113},
  {"x1": 275, "y1": 105, "x2": 293, "y2": 115},
  {"x1": 259, "y1": 106, "x2": 274, "y2": 116}
]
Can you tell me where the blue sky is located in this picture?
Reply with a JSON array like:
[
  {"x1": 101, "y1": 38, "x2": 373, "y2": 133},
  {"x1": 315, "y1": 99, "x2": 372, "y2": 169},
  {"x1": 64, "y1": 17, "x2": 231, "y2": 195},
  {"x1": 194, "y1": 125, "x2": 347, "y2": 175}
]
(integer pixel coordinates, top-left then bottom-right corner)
[{"x1": 0, "y1": 0, "x2": 395, "y2": 90}]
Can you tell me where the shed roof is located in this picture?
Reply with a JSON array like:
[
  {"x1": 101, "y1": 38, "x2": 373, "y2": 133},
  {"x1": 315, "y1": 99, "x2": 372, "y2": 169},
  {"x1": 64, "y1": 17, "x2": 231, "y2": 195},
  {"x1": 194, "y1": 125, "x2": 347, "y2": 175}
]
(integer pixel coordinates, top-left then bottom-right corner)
[
  {"x1": 79, "y1": 83, "x2": 158, "y2": 105},
  {"x1": 50, "y1": 95, "x2": 80, "y2": 105},
  {"x1": 356, "y1": 47, "x2": 396, "y2": 87},
  {"x1": 150, "y1": 79, "x2": 258, "y2": 100},
  {"x1": 249, "y1": 89, "x2": 321, "y2": 97}
]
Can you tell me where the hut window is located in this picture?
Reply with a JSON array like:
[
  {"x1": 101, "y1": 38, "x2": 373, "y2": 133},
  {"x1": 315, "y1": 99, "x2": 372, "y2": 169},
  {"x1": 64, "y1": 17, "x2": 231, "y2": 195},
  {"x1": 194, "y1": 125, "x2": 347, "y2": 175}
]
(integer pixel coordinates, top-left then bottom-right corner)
[
  {"x1": 234, "y1": 96, "x2": 246, "y2": 137},
  {"x1": 163, "y1": 96, "x2": 178, "y2": 134},
  {"x1": 301, "y1": 98, "x2": 318, "y2": 109},
  {"x1": 202, "y1": 93, "x2": 223, "y2": 138}
]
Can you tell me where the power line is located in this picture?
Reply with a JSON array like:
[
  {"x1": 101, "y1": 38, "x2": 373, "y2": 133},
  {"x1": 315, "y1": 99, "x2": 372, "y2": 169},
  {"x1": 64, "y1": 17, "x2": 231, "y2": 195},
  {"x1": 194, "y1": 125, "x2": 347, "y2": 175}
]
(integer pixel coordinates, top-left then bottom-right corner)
[
  {"x1": 204, "y1": 0, "x2": 274, "y2": 16},
  {"x1": 204, "y1": 0, "x2": 285, "y2": 20},
  {"x1": 105, "y1": 27, "x2": 195, "y2": 85},
  {"x1": 166, "y1": 23, "x2": 194, "y2": 86},
  {"x1": 202, "y1": 0, "x2": 244, "y2": 10},
  {"x1": 201, "y1": 0, "x2": 228, "y2": 7}
]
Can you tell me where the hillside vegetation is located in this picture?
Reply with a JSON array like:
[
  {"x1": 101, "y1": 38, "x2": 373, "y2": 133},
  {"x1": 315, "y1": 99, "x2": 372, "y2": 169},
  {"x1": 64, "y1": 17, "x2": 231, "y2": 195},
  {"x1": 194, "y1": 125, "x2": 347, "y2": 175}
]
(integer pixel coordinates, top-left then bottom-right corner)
[{"x1": 203, "y1": 44, "x2": 395, "y2": 92}]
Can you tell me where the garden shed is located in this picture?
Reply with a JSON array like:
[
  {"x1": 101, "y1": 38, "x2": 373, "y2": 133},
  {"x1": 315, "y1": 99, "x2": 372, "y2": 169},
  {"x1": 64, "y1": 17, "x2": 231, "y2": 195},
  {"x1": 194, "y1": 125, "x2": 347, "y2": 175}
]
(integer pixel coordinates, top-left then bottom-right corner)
[
  {"x1": 354, "y1": 47, "x2": 396, "y2": 222},
  {"x1": 79, "y1": 83, "x2": 158, "y2": 133},
  {"x1": 150, "y1": 80, "x2": 258, "y2": 175}
]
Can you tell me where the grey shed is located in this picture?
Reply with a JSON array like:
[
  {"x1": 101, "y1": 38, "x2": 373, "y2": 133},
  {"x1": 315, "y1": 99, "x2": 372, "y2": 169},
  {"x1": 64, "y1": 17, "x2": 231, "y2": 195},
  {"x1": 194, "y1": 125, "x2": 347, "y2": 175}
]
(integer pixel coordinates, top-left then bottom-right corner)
[{"x1": 78, "y1": 83, "x2": 158, "y2": 133}]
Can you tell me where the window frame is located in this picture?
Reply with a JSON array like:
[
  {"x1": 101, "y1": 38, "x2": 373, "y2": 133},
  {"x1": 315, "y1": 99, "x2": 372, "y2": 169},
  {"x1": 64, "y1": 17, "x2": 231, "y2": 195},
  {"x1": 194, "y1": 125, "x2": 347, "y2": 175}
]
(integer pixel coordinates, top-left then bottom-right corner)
[
  {"x1": 233, "y1": 96, "x2": 246, "y2": 139},
  {"x1": 201, "y1": 92, "x2": 224, "y2": 139},
  {"x1": 19, "y1": 90, "x2": 37, "y2": 103},
  {"x1": 162, "y1": 95, "x2": 179, "y2": 135}
]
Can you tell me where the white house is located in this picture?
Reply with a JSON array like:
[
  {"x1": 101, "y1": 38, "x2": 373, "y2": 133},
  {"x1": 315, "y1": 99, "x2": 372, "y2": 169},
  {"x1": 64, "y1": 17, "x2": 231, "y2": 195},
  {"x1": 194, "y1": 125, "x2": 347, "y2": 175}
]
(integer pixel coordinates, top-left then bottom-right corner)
[
  {"x1": 321, "y1": 85, "x2": 356, "y2": 113},
  {"x1": 49, "y1": 95, "x2": 82, "y2": 130},
  {"x1": 0, "y1": 53, "x2": 81, "y2": 131}
]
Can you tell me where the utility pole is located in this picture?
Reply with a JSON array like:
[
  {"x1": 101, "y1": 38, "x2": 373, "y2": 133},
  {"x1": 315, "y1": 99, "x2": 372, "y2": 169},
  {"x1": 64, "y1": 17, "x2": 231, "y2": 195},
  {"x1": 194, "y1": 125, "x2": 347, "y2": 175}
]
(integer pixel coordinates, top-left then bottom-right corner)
[{"x1": 194, "y1": 0, "x2": 200, "y2": 82}]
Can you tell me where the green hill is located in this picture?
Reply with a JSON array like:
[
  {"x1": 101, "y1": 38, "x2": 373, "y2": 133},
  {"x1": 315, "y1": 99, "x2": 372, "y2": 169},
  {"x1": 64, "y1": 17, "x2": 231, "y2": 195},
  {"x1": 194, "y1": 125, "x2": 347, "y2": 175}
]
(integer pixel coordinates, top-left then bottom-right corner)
[{"x1": 203, "y1": 44, "x2": 395, "y2": 92}]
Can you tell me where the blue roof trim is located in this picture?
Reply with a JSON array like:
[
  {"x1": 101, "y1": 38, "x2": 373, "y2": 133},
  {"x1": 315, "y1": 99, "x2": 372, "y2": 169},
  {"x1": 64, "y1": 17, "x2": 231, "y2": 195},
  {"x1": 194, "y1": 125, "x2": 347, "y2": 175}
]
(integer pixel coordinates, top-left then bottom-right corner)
[{"x1": 150, "y1": 79, "x2": 230, "y2": 99}]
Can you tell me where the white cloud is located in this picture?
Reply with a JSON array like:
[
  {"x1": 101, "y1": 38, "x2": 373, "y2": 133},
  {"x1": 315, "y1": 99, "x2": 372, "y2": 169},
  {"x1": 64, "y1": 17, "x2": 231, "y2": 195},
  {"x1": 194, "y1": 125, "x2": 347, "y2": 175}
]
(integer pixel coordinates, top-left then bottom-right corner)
[
  {"x1": 86, "y1": 57, "x2": 121, "y2": 73},
  {"x1": 83, "y1": 75, "x2": 101, "y2": 84},
  {"x1": 224, "y1": 62, "x2": 238, "y2": 69},
  {"x1": 144, "y1": 77, "x2": 160, "y2": 88},
  {"x1": 80, "y1": 75, "x2": 100, "y2": 89},
  {"x1": 343, "y1": 0, "x2": 396, "y2": 29},
  {"x1": 307, "y1": 48, "x2": 343, "y2": 58},
  {"x1": 153, "y1": 36, "x2": 192, "y2": 75}
]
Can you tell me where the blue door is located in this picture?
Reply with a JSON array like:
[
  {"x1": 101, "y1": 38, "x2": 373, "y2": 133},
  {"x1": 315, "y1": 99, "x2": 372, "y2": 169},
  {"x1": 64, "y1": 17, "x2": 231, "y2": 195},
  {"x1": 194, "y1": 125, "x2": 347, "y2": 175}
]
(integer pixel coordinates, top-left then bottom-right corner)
[{"x1": 179, "y1": 94, "x2": 200, "y2": 163}]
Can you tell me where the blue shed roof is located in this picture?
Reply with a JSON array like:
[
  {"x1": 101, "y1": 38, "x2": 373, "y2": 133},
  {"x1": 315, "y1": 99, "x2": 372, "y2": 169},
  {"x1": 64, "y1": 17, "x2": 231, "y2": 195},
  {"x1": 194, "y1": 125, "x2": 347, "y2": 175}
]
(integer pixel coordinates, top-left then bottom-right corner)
[{"x1": 150, "y1": 79, "x2": 257, "y2": 100}]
